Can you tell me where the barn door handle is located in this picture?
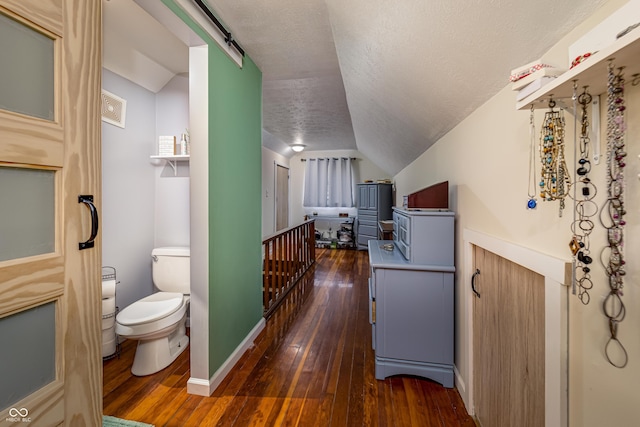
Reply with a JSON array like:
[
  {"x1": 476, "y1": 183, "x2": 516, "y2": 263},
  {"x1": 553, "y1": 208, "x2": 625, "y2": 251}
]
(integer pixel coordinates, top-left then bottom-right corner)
[
  {"x1": 471, "y1": 268, "x2": 481, "y2": 298},
  {"x1": 78, "y1": 195, "x2": 98, "y2": 250}
]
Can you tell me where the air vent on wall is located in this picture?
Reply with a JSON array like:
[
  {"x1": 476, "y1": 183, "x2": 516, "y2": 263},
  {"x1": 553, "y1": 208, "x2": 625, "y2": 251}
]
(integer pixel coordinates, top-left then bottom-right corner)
[{"x1": 101, "y1": 89, "x2": 127, "y2": 128}]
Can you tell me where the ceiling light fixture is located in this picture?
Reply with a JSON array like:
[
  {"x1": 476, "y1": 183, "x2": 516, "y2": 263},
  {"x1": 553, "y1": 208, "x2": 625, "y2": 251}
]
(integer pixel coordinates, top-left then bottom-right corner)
[{"x1": 291, "y1": 144, "x2": 306, "y2": 153}]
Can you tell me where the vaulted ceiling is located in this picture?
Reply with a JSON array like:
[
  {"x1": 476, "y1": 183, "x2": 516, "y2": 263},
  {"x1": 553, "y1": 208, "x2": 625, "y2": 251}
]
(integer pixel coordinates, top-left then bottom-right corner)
[
  {"x1": 205, "y1": 0, "x2": 607, "y2": 175},
  {"x1": 107, "y1": 0, "x2": 609, "y2": 175}
]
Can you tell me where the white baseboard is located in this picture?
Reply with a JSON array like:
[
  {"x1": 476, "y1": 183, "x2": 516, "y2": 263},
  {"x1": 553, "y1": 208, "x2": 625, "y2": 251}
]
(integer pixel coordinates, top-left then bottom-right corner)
[
  {"x1": 187, "y1": 317, "x2": 265, "y2": 396},
  {"x1": 454, "y1": 364, "x2": 473, "y2": 415},
  {"x1": 186, "y1": 377, "x2": 210, "y2": 396},
  {"x1": 454, "y1": 364, "x2": 465, "y2": 394}
]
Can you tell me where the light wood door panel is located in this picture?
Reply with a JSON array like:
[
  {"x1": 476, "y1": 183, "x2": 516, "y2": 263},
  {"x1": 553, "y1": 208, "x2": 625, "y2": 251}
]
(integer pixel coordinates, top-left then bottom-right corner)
[
  {"x1": 473, "y1": 246, "x2": 545, "y2": 427},
  {"x1": 0, "y1": 0, "x2": 101, "y2": 425}
]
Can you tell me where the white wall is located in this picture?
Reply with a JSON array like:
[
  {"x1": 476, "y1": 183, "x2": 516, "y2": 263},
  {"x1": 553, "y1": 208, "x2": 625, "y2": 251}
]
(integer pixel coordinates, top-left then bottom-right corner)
[
  {"x1": 289, "y1": 149, "x2": 391, "y2": 223},
  {"x1": 154, "y1": 74, "x2": 190, "y2": 247},
  {"x1": 393, "y1": 1, "x2": 639, "y2": 425},
  {"x1": 187, "y1": 44, "x2": 210, "y2": 393},
  {"x1": 102, "y1": 70, "x2": 191, "y2": 312},
  {"x1": 262, "y1": 147, "x2": 290, "y2": 237},
  {"x1": 102, "y1": 69, "x2": 156, "y2": 311}
]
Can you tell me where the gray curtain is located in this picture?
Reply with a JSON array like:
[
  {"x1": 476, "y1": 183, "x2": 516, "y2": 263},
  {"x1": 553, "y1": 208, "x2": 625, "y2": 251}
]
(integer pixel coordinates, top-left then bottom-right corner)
[{"x1": 303, "y1": 157, "x2": 354, "y2": 207}]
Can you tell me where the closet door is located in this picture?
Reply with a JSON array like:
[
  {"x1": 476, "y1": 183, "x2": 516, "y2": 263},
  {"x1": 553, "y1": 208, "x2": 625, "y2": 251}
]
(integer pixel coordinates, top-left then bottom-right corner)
[
  {"x1": 275, "y1": 164, "x2": 289, "y2": 231},
  {"x1": 473, "y1": 246, "x2": 545, "y2": 427}
]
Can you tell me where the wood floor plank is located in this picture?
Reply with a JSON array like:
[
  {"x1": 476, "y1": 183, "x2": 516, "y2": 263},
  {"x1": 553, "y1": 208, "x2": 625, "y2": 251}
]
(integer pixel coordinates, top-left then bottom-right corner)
[
  {"x1": 294, "y1": 287, "x2": 348, "y2": 426},
  {"x1": 327, "y1": 292, "x2": 358, "y2": 425},
  {"x1": 159, "y1": 393, "x2": 202, "y2": 427},
  {"x1": 128, "y1": 358, "x2": 191, "y2": 423},
  {"x1": 388, "y1": 377, "x2": 416, "y2": 426},
  {"x1": 406, "y1": 377, "x2": 443, "y2": 427},
  {"x1": 103, "y1": 248, "x2": 475, "y2": 426},
  {"x1": 182, "y1": 396, "x2": 228, "y2": 427},
  {"x1": 361, "y1": 292, "x2": 379, "y2": 427},
  {"x1": 447, "y1": 388, "x2": 477, "y2": 427},
  {"x1": 377, "y1": 378, "x2": 395, "y2": 426},
  {"x1": 347, "y1": 272, "x2": 368, "y2": 425}
]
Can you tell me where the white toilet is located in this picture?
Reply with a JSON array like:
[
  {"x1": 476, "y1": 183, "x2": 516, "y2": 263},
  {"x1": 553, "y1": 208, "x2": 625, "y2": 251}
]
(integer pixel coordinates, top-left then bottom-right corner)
[{"x1": 115, "y1": 247, "x2": 190, "y2": 376}]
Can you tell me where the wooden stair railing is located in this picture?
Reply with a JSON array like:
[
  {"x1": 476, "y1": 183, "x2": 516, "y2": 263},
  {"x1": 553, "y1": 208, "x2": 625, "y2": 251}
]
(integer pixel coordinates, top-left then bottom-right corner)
[{"x1": 262, "y1": 219, "x2": 316, "y2": 316}]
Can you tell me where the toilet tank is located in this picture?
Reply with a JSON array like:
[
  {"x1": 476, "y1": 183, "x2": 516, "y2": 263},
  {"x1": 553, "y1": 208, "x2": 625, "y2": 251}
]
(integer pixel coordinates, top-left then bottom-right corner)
[{"x1": 151, "y1": 247, "x2": 190, "y2": 294}]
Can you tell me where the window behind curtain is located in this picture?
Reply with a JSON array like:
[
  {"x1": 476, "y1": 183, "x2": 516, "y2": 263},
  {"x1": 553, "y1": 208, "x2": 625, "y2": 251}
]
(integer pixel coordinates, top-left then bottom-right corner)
[{"x1": 303, "y1": 157, "x2": 354, "y2": 207}]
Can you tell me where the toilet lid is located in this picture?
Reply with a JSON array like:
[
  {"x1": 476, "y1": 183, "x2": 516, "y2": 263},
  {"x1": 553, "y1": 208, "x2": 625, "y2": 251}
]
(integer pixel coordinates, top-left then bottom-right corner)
[{"x1": 117, "y1": 292, "x2": 184, "y2": 326}]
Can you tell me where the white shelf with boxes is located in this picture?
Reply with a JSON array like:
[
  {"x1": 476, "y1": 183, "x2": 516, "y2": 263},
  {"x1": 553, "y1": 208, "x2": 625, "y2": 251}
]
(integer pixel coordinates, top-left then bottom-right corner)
[
  {"x1": 150, "y1": 154, "x2": 190, "y2": 175},
  {"x1": 516, "y1": 26, "x2": 640, "y2": 111},
  {"x1": 151, "y1": 133, "x2": 190, "y2": 175}
]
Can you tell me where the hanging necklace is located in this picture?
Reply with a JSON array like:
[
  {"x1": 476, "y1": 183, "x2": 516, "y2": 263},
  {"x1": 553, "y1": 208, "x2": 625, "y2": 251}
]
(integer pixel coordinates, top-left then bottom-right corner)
[
  {"x1": 539, "y1": 100, "x2": 571, "y2": 216},
  {"x1": 569, "y1": 86, "x2": 597, "y2": 305},
  {"x1": 527, "y1": 106, "x2": 537, "y2": 209},
  {"x1": 600, "y1": 62, "x2": 628, "y2": 368}
]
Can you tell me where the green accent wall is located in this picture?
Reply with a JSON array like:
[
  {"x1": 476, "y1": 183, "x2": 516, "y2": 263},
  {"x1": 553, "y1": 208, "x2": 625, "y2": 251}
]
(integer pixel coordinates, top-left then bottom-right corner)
[
  {"x1": 163, "y1": 1, "x2": 264, "y2": 377},
  {"x1": 207, "y1": 52, "x2": 263, "y2": 372}
]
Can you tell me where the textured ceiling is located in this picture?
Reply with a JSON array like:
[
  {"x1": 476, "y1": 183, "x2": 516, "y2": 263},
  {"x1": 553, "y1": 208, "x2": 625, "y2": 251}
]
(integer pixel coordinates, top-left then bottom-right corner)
[
  {"x1": 108, "y1": 0, "x2": 610, "y2": 174},
  {"x1": 206, "y1": 0, "x2": 607, "y2": 175},
  {"x1": 205, "y1": 0, "x2": 357, "y2": 154}
]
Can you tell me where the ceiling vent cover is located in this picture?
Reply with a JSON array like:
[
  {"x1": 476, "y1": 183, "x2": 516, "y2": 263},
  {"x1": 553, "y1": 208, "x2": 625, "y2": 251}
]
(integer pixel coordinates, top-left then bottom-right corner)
[{"x1": 101, "y1": 89, "x2": 127, "y2": 128}]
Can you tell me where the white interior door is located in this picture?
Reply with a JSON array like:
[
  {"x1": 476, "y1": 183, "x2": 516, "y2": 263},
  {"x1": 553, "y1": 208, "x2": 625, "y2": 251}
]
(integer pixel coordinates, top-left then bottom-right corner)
[
  {"x1": 0, "y1": 0, "x2": 102, "y2": 424},
  {"x1": 275, "y1": 164, "x2": 289, "y2": 231}
]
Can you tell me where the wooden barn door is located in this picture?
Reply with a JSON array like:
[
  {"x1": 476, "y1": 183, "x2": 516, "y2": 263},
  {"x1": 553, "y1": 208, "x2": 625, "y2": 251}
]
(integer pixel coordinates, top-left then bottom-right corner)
[
  {"x1": 0, "y1": 0, "x2": 102, "y2": 425},
  {"x1": 472, "y1": 246, "x2": 545, "y2": 427}
]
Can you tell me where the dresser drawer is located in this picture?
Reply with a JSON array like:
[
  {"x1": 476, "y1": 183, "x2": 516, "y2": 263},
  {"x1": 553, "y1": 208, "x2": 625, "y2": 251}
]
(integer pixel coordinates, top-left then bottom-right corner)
[
  {"x1": 358, "y1": 224, "x2": 377, "y2": 237},
  {"x1": 358, "y1": 210, "x2": 378, "y2": 221},
  {"x1": 358, "y1": 233, "x2": 376, "y2": 247},
  {"x1": 359, "y1": 218, "x2": 377, "y2": 229}
]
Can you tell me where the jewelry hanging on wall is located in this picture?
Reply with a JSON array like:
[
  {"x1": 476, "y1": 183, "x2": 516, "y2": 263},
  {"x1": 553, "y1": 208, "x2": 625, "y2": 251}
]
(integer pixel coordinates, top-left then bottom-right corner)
[
  {"x1": 600, "y1": 61, "x2": 628, "y2": 368},
  {"x1": 569, "y1": 86, "x2": 597, "y2": 305},
  {"x1": 527, "y1": 106, "x2": 537, "y2": 209},
  {"x1": 539, "y1": 99, "x2": 571, "y2": 216}
]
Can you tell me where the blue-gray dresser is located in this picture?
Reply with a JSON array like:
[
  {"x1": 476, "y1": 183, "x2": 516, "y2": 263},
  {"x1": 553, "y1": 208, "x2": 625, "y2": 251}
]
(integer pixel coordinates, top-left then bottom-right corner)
[{"x1": 368, "y1": 208, "x2": 455, "y2": 387}]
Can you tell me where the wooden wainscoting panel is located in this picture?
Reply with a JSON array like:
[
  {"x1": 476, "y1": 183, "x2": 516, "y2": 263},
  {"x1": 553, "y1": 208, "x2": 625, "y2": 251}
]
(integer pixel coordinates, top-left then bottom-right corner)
[{"x1": 473, "y1": 246, "x2": 545, "y2": 427}]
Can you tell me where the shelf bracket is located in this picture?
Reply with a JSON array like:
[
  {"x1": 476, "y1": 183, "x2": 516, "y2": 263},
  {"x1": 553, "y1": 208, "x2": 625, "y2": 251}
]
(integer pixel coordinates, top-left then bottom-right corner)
[
  {"x1": 529, "y1": 97, "x2": 575, "y2": 115},
  {"x1": 149, "y1": 155, "x2": 189, "y2": 176},
  {"x1": 166, "y1": 159, "x2": 178, "y2": 176},
  {"x1": 555, "y1": 98, "x2": 575, "y2": 117}
]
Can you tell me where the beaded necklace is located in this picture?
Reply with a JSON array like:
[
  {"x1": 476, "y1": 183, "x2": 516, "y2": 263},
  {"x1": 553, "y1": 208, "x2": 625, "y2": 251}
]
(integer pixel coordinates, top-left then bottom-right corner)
[
  {"x1": 527, "y1": 106, "x2": 537, "y2": 210},
  {"x1": 600, "y1": 62, "x2": 627, "y2": 368},
  {"x1": 539, "y1": 100, "x2": 571, "y2": 216},
  {"x1": 569, "y1": 86, "x2": 597, "y2": 305}
]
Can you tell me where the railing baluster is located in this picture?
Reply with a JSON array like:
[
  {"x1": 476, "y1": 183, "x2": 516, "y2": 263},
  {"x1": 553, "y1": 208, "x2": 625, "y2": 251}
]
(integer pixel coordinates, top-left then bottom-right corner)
[
  {"x1": 285, "y1": 230, "x2": 291, "y2": 286},
  {"x1": 262, "y1": 219, "x2": 316, "y2": 316},
  {"x1": 264, "y1": 242, "x2": 270, "y2": 309},
  {"x1": 292, "y1": 227, "x2": 298, "y2": 280},
  {"x1": 271, "y1": 240, "x2": 277, "y2": 309}
]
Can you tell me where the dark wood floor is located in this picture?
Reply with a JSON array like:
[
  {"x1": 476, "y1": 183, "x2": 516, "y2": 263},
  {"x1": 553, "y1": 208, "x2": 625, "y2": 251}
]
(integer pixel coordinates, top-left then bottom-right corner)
[{"x1": 103, "y1": 248, "x2": 475, "y2": 426}]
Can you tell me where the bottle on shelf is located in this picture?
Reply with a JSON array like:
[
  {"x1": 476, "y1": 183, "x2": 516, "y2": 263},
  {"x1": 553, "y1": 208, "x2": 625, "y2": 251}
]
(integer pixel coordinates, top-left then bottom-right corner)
[{"x1": 179, "y1": 133, "x2": 188, "y2": 155}]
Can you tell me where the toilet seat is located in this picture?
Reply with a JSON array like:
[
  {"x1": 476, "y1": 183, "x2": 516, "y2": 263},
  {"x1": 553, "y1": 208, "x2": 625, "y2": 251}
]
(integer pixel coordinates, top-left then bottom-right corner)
[{"x1": 118, "y1": 292, "x2": 184, "y2": 326}]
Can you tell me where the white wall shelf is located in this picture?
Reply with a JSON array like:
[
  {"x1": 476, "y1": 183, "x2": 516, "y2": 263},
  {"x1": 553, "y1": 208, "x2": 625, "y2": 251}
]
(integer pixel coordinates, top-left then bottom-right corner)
[
  {"x1": 516, "y1": 27, "x2": 640, "y2": 110},
  {"x1": 150, "y1": 154, "x2": 190, "y2": 175}
]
